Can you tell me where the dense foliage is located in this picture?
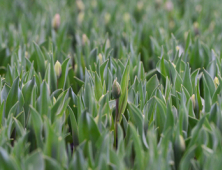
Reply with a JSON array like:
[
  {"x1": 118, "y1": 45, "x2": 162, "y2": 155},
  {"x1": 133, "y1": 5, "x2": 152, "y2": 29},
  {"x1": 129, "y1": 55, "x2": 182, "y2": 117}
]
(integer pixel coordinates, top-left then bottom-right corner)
[{"x1": 1, "y1": 0, "x2": 222, "y2": 169}]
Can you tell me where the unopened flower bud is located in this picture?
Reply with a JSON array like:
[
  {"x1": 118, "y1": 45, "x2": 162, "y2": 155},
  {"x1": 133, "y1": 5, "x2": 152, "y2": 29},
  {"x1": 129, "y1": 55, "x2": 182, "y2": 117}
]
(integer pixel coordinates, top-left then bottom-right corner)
[
  {"x1": 98, "y1": 53, "x2": 103, "y2": 63},
  {"x1": 104, "y1": 12, "x2": 111, "y2": 24},
  {"x1": 179, "y1": 135, "x2": 186, "y2": 152},
  {"x1": 193, "y1": 22, "x2": 200, "y2": 36},
  {"x1": 76, "y1": 0, "x2": 85, "y2": 11},
  {"x1": 123, "y1": 13, "x2": 130, "y2": 23},
  {"x1": 155, "y1": 0, "x2": 162, "y2": 9},
  {"x1": 53, "y1": 97, "x2": 56, "y2": 104},
  {"x1": 137, "y1": 1, "x2": 144, "y2": 11},
  {"x1": 214, "y1": 77, "x2": 219, "y2": 88},
  {"x1": 77, "y1": 12, "x2": 85, "y2": 25},
  {"x1": 105, "y1": 39, "x2": 110, "y2": 49},
  {"x1": 82, "y1": 34, "x2": 89, "y2": 46},
  {"x1": 112, "y1": 78, "x2": 121, "y2": 99},
  {"x1": 190, "y1": 94, "x2": 195, "y2": 109},
  {"x1": 54, "y1": 60, "x2": 62, "y2": 78},
  {"x1": 169, "y1": 20, "x2": 175, "y2": 29},
  {"x1": 52, "y1": 13, "x2": 60, "y2": 31},
  {"x1": 165, "y1": 1, "x2": 174, "y2": 12},
  {"x1": 25, "y1": 51, "x2": 29, "y2": 58}
]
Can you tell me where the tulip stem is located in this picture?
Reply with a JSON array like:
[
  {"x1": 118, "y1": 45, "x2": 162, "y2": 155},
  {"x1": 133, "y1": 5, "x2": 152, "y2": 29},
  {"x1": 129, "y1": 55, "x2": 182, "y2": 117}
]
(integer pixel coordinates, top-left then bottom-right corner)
[{"x1": 114, "y1": 98, "x2": 119, "y2": 149}]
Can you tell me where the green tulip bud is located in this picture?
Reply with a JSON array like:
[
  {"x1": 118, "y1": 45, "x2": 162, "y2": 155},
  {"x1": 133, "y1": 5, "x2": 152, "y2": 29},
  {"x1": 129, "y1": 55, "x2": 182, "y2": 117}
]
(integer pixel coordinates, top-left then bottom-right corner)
[
  {"x1": 112, "y1": 78, "x2": 121, "y2": 99},
  {"x1": 54, "y1": 60, "x2": 62, "y2": 78}
]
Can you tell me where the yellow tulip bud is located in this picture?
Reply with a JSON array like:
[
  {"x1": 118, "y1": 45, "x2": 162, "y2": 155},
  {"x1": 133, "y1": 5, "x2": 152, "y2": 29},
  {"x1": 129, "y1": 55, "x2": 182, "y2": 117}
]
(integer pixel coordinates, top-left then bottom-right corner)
[
  {"x1": 123, "y1": 13, "x2": 130, "y2": 23},
  {"x1": 54, "y1": 60, "x2": 62, "y2": 78},
  {"x1": 214, "y1": 77, "x2": 219, "y2": 88},
  {"x1": 98, "y1": 53, "x2": 103, "y2": 63},
  {"x1": 53, "y1": 97, "x2": 56, "y2": 104},
  {"x1": 77, "y1": 12, "x2": 85, "y2": 25},
  {"x1": 137, "y1": 1, "x2": 144, "y2": 11},
  {"x1": 76, "y1": 0, "x2": 85, "y2": 11},
  {"x1": 179, "y1": 135, "x2": 186, "y2": 152},
  {"x1": 82, "y1": 34, "x2": 89, "y2": 46},
  {"x1": 104, "y1": 12, "x2": 111, "y2": 24}
]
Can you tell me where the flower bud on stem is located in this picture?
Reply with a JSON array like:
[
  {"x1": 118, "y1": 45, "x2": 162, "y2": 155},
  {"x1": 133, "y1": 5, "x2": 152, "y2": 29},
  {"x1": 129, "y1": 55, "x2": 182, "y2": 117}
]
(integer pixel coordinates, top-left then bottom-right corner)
[{"x1": 112, "y1": 78, "x2": 121, "y2": 149}]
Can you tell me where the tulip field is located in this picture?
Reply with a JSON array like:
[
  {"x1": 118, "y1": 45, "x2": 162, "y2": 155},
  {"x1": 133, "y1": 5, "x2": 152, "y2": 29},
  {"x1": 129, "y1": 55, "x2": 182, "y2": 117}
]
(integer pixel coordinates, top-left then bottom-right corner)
[{"x1": 1, "y1": 0, "x2": 222, "y2": 169}]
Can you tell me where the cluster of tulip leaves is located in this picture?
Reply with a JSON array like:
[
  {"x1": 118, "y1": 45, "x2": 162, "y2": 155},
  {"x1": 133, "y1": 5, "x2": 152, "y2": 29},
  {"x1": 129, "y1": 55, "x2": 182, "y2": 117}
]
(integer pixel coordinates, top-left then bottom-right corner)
[{"x1": 1, "y1": 0, "x2": 222, "y2": 170}]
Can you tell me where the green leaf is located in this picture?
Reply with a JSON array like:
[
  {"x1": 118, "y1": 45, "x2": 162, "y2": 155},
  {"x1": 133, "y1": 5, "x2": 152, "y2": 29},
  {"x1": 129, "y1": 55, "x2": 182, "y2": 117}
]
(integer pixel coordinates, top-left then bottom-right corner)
[
  {"x1": 129, "y1": 123, "x2": 144, "y2": 170},
  {"x1": 146, "y1": 74, "x2": 159, "y2": 99},
  {"x1": 58, "y1": 58, "x2": 70, "y2": 90},
  {"x1": 33, "y1": 42, "x2": 46, "y2": 78},
  {"x1": 128, "y1": 102, "x2": 148, "y2": 148},
  {"x1": 94, "y1": 72, "x2": 103, "y2": 101},
  {"x1": 183, "y1": 64, "x2": 192, "y2": 96},
  {"x1": 179, "y1": 145, "x2": 196, "y2": 170},
  {"x1": 44, "y1": 156, "x2": 63, "y2": 170},
  {"x1": 78, "y1": 110, "x2": 100, "y2": 145},
  {"x1": 203, "y1": 69, "x2": 215, "y2": 97},
  {"x1": 29, "y1": 106, "x2": 43, "y2": 148},
  {"x1": 118, "y1": 62, "x2": 129, "y2": 117},
  {"x1": 25, "y1": 150, "x2": 44, "y2": 170},
  {"x1": 5, "y1": 77, "x2": 20, "y2": 117},
  {"x1": 22, "y1": 77, "x2": 35, "y2": 122},
  {"x1": 0, "y1": 147, "x2": 16, "y2": 170},
  {"x1": 38, "y1": 81, "x2": 50, "y2": 117}
]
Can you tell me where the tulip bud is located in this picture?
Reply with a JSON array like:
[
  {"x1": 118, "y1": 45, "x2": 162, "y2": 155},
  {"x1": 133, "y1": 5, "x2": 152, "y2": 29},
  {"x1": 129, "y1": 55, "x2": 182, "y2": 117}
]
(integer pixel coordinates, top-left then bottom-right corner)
[
  {"x1": 112, "y1": 78, "x2": 121, "y2": 99},
  {"x1": 76, "y1": 0, "x2": 85, "y2": 11},
  {"x1": 54, "y1": 60, "x2": 62, "y2": 78},
  {"x1": 179, "y1": 135, "x2": 186, "y2": 152},
  {"x1": 165, "y1": 1, "x2": 174, "y2": 12},
  {"x1": 195, "y1": 5, "x2": 202, "y2": 13},
  {"x1": 52, "y1": 13, "x2": 60, "y2": 31},
  {"x1": 82, "y1": 34, "x2": 89, "y2": 46},
  {"x1": 190, "y1": 94, "x2": 195, "y2": 109},
  {"x1": 77, "y1": 12, "x2": 85, "y2": 25},
  {"x1": 105, "y1": 39, "x2": 110, "y2": 49},
  {"x1": 53, "y1": 97, "x2": 56, "y2": 104},
  {"x1": 137, "y1": 1, "x2": 144, "y2": 11},
  {"x1": 169, "y1": 20, "x2": 175, "y2": 30},
  {"x1": 123, "y1": 13, "x2": 130, "y2": 23},
  {"x1": 98, "y1": 53, "x2": 103, "y2": 63},
  {"x1": 104, "y1": 12, "x2": 111, "y2": 24},
  {"x1": 193, "y1": 22, "x2": 199, "y2": 36},
  {"x1": 214, "y1": 77, "x2": 219, "y2": 88},
  {"x1": 155, "y1": 0, "x2": 162, "y2": 9},
  {"x1": 25, "y1": 51, "x2": 29, "y2": 58}
]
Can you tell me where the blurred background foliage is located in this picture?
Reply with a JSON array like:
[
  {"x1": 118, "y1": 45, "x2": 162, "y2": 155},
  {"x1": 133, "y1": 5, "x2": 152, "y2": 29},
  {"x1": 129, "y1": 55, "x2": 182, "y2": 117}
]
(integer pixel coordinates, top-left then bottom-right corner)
[{"x1": 1, "y1": 0, "x2": 222, "y2": 169}]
